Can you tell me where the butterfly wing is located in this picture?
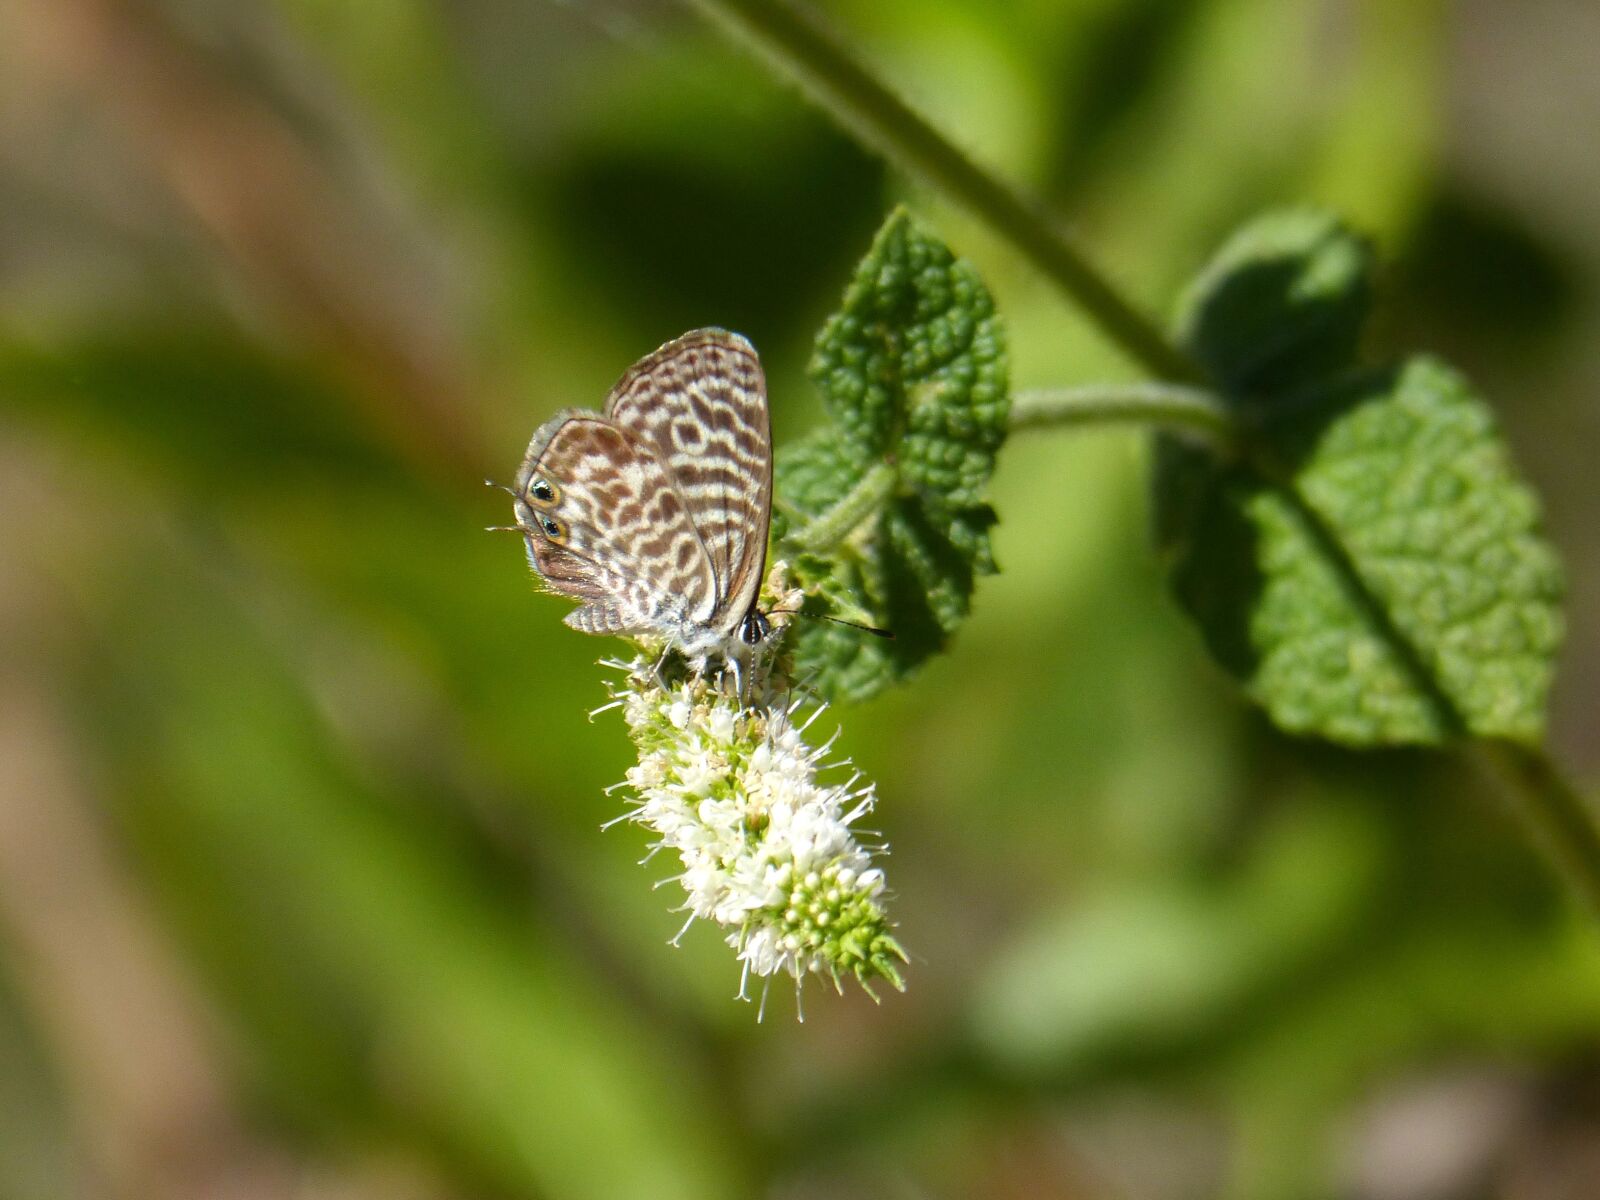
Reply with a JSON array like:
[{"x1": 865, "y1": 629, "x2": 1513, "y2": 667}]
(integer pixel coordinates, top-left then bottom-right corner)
[
  {"x1": 604, "y1": 329, "x2": 772, "y2": 634},
  {"x1": 514, "y1": 410, "x2": 719, "y2": 637}
]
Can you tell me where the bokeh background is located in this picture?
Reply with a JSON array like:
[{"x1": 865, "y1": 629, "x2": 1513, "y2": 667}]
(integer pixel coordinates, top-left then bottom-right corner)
[{"x1": 2, "y1": 1, "x2": 1598, "y2": 1197}]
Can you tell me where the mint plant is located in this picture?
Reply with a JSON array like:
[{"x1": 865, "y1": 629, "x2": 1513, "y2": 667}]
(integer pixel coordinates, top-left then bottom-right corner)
[
  {"x1": 682, "y1": 0, "x2": 1598, "y2": 917},
  {"x1": 781, "y1": 207, "x2": 1563, "y2": 745}
]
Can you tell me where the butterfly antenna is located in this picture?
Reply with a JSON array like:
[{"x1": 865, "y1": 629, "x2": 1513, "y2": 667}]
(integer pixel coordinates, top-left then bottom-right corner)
[
  {"x1": 768, "y1": 604, "x2": 893, "y2": 640},
  {"x1": 821, "y1": 615, "x2": 894, "y2": 639}
]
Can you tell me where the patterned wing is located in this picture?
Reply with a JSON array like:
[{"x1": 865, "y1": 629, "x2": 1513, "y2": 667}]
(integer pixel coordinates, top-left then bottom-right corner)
[
  {"x1": 604, "y1": 329, "x2": 772, "y2": 631},
  {"x1": 514, "y1": 410, "x2": 718, "y2": 637}
]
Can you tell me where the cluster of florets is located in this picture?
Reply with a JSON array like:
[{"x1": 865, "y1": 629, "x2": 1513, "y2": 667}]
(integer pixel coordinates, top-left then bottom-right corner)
[{"x1": 598, "y1": 640, "x2": 905, "y2": 1014}]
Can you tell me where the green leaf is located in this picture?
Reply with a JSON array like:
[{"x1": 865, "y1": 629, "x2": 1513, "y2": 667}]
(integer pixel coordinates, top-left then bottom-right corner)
[
  {"x1": 1161, "y1": 208, "x2": 1564, "y2": 745},
  {"x1": 1176, "y1": 208, "x2": 1373, "y2": 399},
  {"x1": 775, "y1": 207, "x2": 1008, "y2": 702},
  {"x1": 1159, "y1": 357, "x2": 1564, "y2": 745}
]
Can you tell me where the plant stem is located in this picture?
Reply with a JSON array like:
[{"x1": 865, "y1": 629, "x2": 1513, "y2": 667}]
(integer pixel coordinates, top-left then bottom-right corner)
[
  {"x1": 1010, "y1": 383, "x2": 1235, "y2": 444},
  {"x1": 686, "y1": 0, "x2": 1204, "y2": 385},
  {"x1": 784, "y1": 461, "x2": 896, "y2": 555},
  {"x1": 1473, "y1": 742, "x2": 1600, "y2": 913}
]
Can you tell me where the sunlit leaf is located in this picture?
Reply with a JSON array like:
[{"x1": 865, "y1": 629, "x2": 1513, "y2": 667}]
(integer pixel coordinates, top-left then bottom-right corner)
[
  {"x1": 776, "y1": 208, "x2": 1008, "y2": 702},
  {"x1": 1160, "y1": 209, "x2": 1563, "y2": 744}
]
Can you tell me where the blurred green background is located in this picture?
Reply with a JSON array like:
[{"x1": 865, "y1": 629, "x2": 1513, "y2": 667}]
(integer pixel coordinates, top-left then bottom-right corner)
[{"x1": 2, "y1": 1, "x2": 1598, "y2": 1197}]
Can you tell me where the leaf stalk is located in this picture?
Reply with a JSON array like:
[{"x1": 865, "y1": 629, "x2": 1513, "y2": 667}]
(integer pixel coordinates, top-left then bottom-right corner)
[{"x1": 1009, "y1": 383, "x2": 1236, "y2": 445}]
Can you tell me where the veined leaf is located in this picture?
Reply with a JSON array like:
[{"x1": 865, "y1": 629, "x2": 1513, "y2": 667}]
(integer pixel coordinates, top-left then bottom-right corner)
[
  {"x1": 1161, "y1": 210, "x2": 1564, "y2": 745},
  {"x1": 775, "y1": 207, "x2": 1008, "y2": 703}
]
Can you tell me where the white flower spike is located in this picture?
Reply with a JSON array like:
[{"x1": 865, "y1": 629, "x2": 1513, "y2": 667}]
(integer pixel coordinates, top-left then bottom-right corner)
[{"x1": 600, "y1": 578, "x2": 906, "y2": 1010}]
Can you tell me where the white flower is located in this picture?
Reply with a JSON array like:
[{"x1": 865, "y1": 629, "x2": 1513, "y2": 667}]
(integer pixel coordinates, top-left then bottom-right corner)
[{"x1": 600, "y1": 650, "x2": 906, "y2": 1012}]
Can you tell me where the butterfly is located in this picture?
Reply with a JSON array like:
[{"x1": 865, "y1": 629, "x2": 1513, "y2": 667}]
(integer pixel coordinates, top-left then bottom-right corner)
[{"x1": 509, "y1": 328, "x2": 775, "y2": 670}]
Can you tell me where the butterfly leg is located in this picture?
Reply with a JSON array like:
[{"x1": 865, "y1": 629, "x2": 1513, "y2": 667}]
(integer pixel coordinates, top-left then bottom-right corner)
[{"x1": 650, "y1": 636, "x2": 678, "y2": 691}]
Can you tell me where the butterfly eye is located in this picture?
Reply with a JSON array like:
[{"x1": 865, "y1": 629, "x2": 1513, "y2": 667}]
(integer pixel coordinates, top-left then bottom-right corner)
[
  {"x1": 528, "y1": 478, "x2": 560, "y2": 505},
  {"x1": 539, "y1": 515, "x2": 567, "y2": 543}
]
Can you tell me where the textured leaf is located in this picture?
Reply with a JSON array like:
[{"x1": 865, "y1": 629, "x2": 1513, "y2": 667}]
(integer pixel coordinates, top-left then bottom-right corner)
[
  {"x1": 1159, "y1": 357, "x2": 1564, "y2": 745},
  {"x1": 1176, "y1": 208, "x2": 1373, "y2": 399},
  {"x1": 775, "y1": 208, "x2": 1008, "y2": 702}
]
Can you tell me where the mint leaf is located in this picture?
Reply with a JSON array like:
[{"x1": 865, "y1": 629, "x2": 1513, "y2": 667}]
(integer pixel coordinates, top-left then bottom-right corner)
[
  {"x1": 775, "y1": 208, "x2": 1008, "y2": 703},
  {"x1": 1159, "y1": 357, "x2": 1564, "y2": 745},
  {"x1": 1176, "y1": 209, "x2": 1373, "y2": 400},
  {"x1": 1160, "y1": 209, "x2": 1564, "y2": 745}
]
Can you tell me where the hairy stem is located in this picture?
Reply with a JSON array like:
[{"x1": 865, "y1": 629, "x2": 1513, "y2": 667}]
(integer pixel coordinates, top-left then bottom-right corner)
[
  {"x1": 686, "y1": 0, "x2": 1203, "y2": 384},
  {"x1": 1010, "y1": 383, "x2": 1236, "y2": 444}
]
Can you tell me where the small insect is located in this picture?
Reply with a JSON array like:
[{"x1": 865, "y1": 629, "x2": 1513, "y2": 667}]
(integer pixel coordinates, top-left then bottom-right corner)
[{"x1": 503, "y1": 328, "x2": 775, "y2": 677}]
